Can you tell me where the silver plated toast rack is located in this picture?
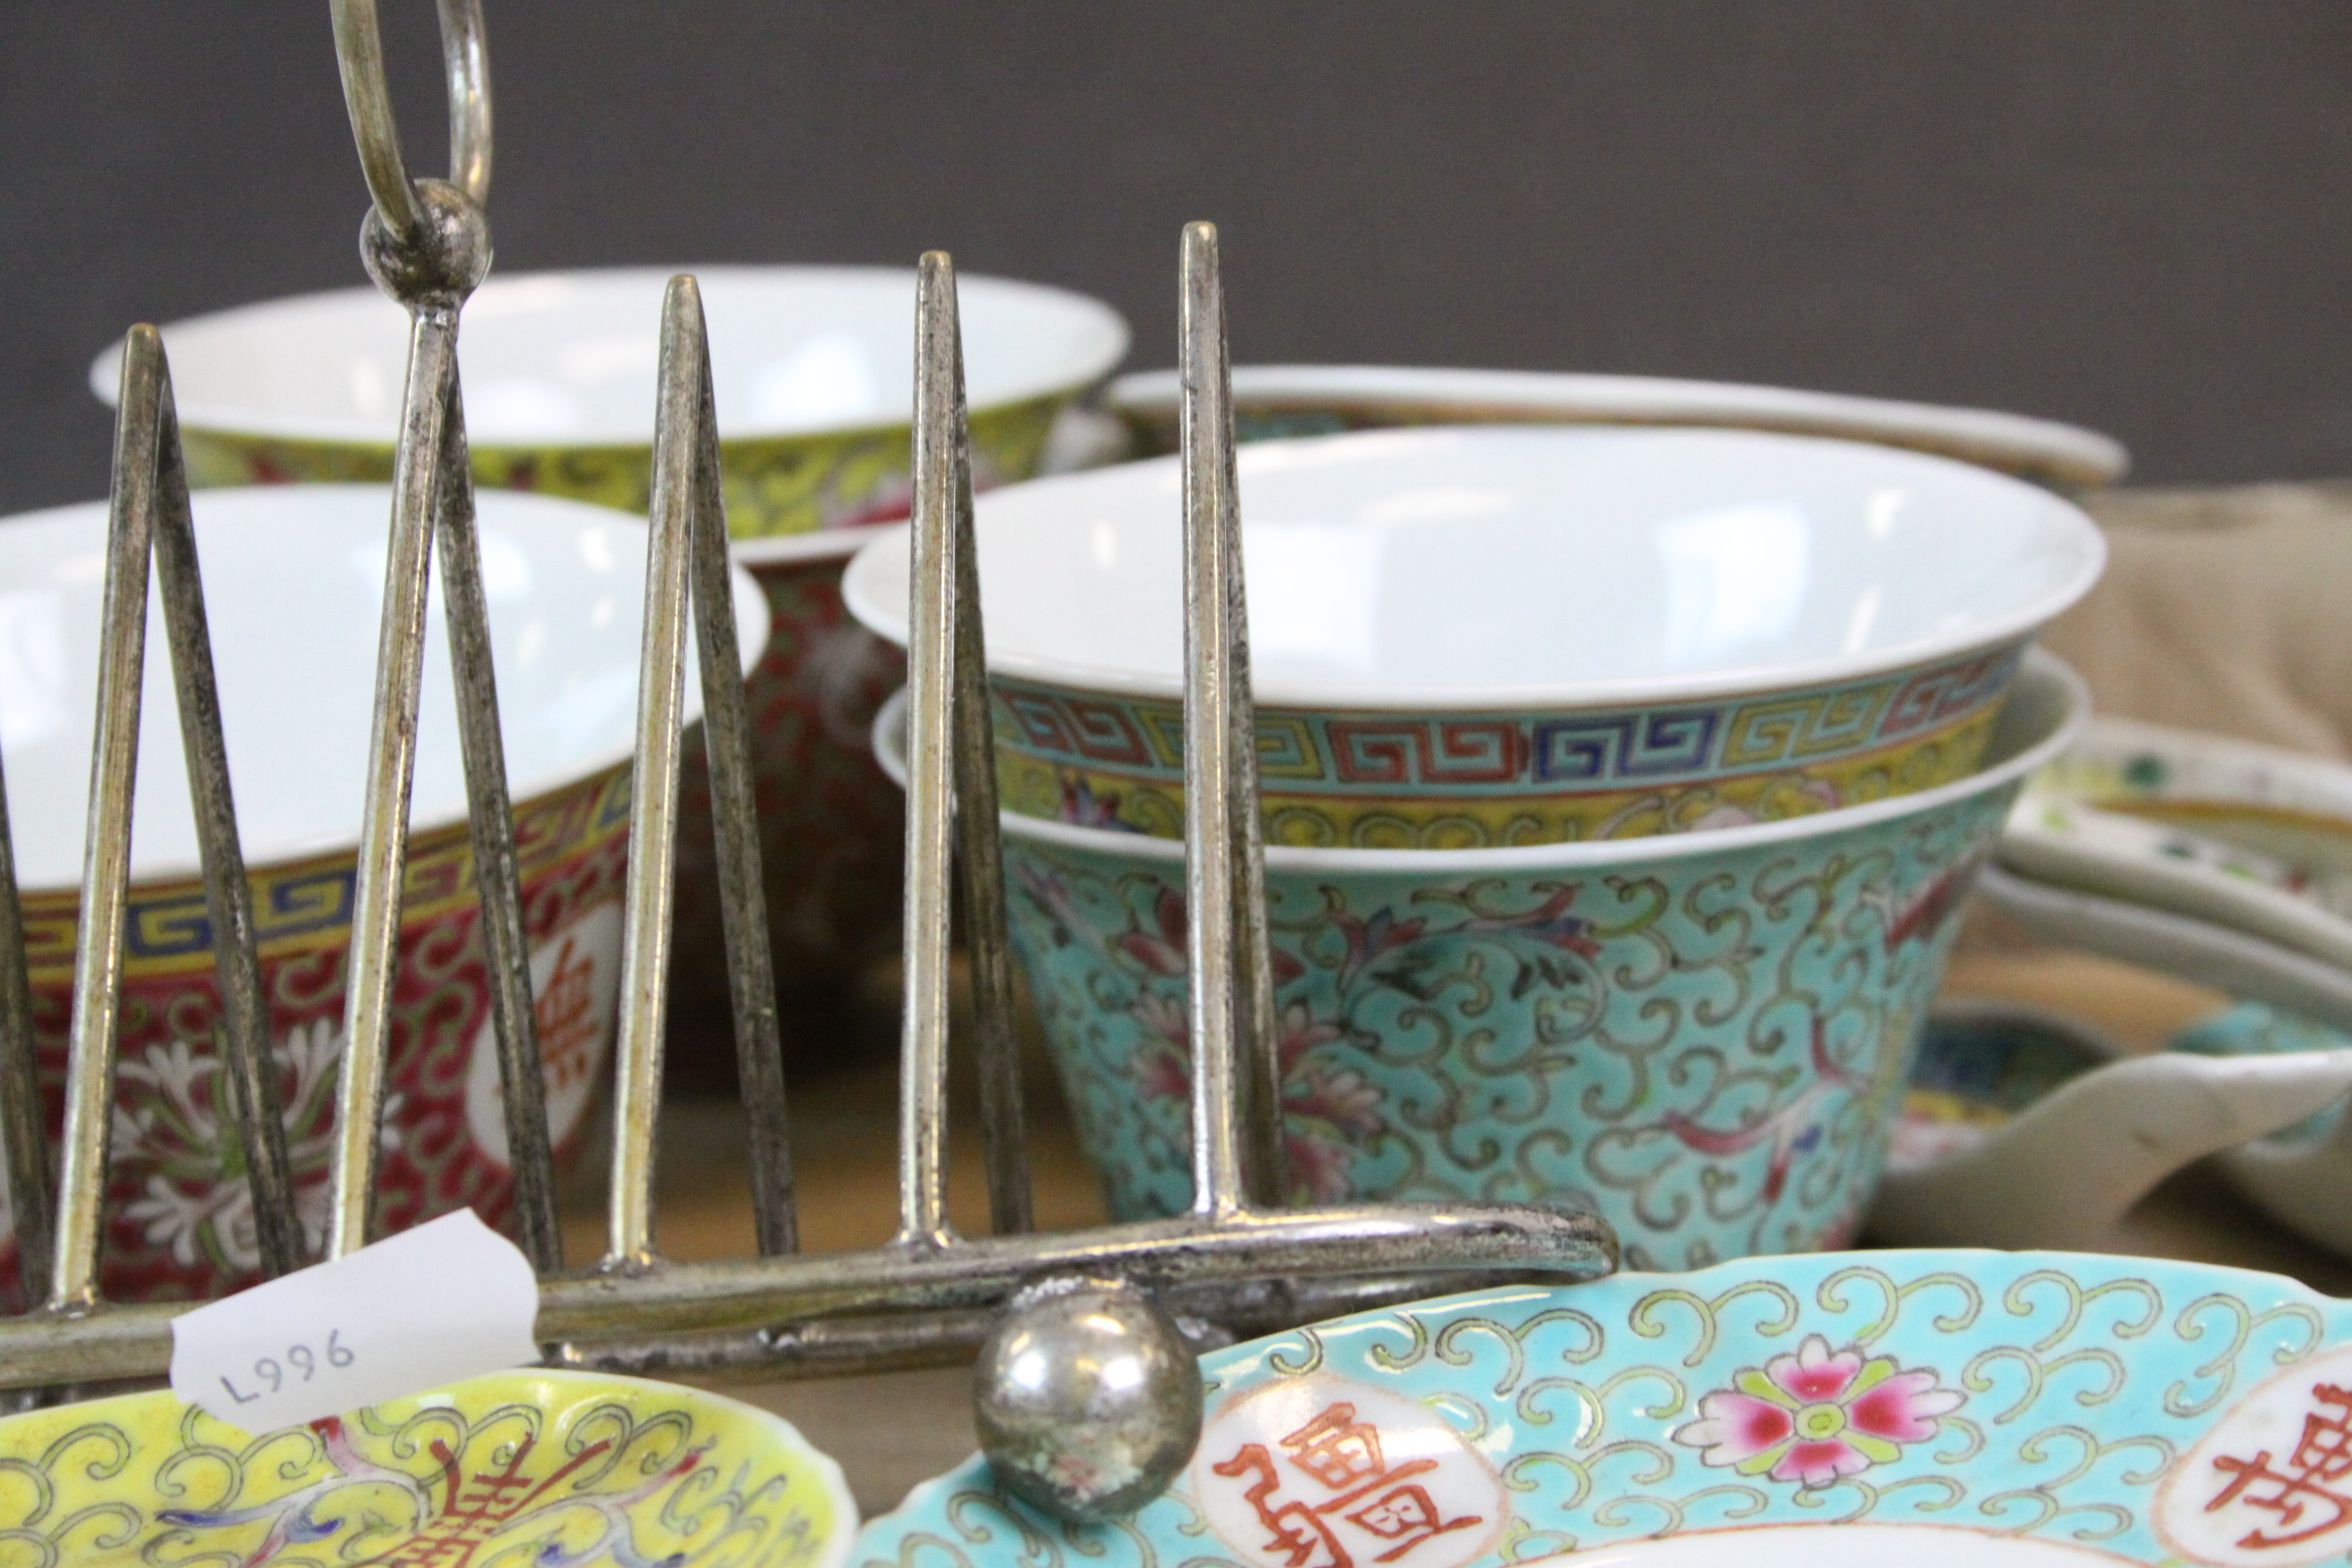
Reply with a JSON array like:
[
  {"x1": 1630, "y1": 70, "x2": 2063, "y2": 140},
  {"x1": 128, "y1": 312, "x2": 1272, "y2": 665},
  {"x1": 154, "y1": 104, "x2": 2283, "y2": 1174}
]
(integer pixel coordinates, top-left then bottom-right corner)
[{"x1": 0, "y1": 0, "x2": 1617, "y2": 1518}]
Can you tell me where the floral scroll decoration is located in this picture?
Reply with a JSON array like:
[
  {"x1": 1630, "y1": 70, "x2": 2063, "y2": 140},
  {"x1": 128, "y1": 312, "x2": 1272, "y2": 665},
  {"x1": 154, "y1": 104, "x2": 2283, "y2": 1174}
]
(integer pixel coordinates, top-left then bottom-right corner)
[
  {"x1": 849, "y1": 1252, "x2": 2352, "y2": 1568},
  {"x1": 1674, "y1": 1333, "x2": 1962, "y2": 1487},
  {"x1": 0, "y1": 1374, "x2": 845, "y2": 1568},
  {"x1": 182, "y1": 393, "x2": 1065, "y2": 541},
  {"x1": 1002, "y1": 786, "x2": 2002, "y2": 1268},
  {"x1": 109, "y1": 1018, "x2": 396, "y2": 1277}
]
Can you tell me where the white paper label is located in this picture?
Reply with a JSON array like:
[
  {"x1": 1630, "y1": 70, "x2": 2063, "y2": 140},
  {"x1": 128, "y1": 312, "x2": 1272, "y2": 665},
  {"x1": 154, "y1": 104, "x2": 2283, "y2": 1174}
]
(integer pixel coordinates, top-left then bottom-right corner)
[{"x1": 169, "y1": 1209, "x2": 540, "y2": 1431}]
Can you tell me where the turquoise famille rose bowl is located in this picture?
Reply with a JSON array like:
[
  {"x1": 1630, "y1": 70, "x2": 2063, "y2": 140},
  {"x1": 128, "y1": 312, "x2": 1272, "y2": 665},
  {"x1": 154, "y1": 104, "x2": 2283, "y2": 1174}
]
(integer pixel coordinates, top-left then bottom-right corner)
[
  {"x1": 853, "y1": 1248, "x2": 2352, "y2": 1568},
  {"x1": 874, "y1": 653, "x2": 2086, "y2": 1271}
]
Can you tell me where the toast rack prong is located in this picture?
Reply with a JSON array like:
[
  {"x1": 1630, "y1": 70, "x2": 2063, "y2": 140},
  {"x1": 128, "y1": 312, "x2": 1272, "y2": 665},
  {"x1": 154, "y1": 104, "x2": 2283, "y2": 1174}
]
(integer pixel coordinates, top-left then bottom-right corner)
[
  {"x1": 325, "y1": 15, "x2": 560, "y2": 1269},
  {"x1": 138, "y1": 338, "x2": 303, "y2": 1285},
  {"x1": 49, "y1": 325, "x2": 306, "y2": 1308},
  {"x1": 326, "y1": 304, "x2": 450, "y2": 1261},
  {"x1": 0, "y1": 734, "x2": 48, "y2": 1306},
  {"x1": 1179, "y1": 221, "x2": 1285, "y2": 1219},
  {"x1": 608, "y1": 276, "x2": 802, "y2": 1267},
  {"x1": 607, "y1": 325, "x2": 689, "y2": 1267},
  {"x1": 899, "y1": 253, "x2": 965, "y2": 1247},
  {"x1": 434, "y1": 374, "x2": 564, "y2": 1274},
  {"x1": 926, "y1": 254, "x2": 1035, "y2": 1239},
  {"x1": 678, "y1": 282, "x2": 800, "y2": 1258},
  {"x1": 901, "y1": 250, "x2": 1034, "y2": 1244}
]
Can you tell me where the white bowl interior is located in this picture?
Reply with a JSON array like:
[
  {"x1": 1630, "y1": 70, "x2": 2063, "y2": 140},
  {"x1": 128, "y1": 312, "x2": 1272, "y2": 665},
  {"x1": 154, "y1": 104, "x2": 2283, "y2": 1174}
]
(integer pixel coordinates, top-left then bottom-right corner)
[
  {"x1": 844, "y1": 426, "x2": 2105, "y2": 706},
  {"x1": 103, "y1": 267, "x2": 1130, "y2": 447},
  {"x1": 0, "y1": 486, "x2": 767, "y2": 889}
]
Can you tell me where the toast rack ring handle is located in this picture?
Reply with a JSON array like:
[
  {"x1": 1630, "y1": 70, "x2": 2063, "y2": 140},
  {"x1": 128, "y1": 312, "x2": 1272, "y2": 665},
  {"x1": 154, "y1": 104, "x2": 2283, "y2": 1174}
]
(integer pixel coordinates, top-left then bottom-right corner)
[{"x1": 330, "y1": 0, "x2": 490, "y2": 240}]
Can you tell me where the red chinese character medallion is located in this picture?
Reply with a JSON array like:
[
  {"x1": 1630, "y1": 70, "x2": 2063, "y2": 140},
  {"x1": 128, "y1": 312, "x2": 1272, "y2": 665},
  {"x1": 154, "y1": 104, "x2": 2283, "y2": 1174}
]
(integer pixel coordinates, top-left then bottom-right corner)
[{"x1": 1192, "y1": 1378, "x2": 1504, "y2": 1568}]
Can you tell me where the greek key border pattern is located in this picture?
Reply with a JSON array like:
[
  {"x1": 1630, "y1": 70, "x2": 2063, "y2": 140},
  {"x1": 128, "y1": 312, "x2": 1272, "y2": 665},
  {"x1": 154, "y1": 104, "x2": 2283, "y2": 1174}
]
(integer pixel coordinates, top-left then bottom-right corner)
[
  {"x1": 17, "y1": 765, "x2": 632, "y2": 978},
  {"x1": 991, "y1": 640, "x2": 2026, "y2": 798}
]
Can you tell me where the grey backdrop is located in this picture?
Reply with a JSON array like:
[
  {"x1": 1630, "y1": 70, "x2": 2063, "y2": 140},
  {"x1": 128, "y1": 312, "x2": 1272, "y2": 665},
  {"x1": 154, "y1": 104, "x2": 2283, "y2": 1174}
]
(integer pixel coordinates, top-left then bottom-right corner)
[{"x1": 4, "y1": 1, "x2": 2350, "y2": 511}]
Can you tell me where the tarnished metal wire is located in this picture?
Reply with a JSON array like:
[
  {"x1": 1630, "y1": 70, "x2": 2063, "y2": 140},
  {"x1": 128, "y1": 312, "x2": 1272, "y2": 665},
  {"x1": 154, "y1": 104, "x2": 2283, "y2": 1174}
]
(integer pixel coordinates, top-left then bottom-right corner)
[
  {"x1": 323, "y1": 308, "x2": 451, "y2": 1260},
  {"x1": 322, "y1": 12, "x2": 556, "y2": 1269},
  {"x1": 897, "y1": 256, "x2": 964, "y2": 1249},
  {"x1": 676, "y1": 285, "x2": 800, "y2": 1259},
  {"x1": 135, "y1": 340, "x2": 302, "y2": 1284},
  {"x1": 324, "y1": 289, "x2": 561, "y2": 1271},
  {"x1": 45, "y1": 327, "x2": 301, "y2": 1308},
  {"x1": 1178, "y1": 224, "x2": 1286, "y2": 1218},
  {"x1": 328, "y1": 0, "x2": 490, "y2": 240},
  {"x1": 932, "y1": 261, "x2": 1035, "y2": 1240},
  {"x1": 607, "y1": 276, "x2": 799, "y2": 1266},
  {"x1": 0, "y1": 742, "x2": 49, "y2": 1308}
]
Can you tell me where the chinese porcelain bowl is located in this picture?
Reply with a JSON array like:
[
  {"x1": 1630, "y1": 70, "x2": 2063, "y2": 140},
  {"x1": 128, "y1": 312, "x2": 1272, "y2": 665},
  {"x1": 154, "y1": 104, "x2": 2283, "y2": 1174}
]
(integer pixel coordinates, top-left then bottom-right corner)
[
  {"x1": 0, "y1": 1367, "x2": 853, "y2": 1568},
  {"x1": 874, "y1": 652, "x2": 2085, "y2": 1269},
  {"x1": 102, "y1": 267, "x2": 1130, "y2": 540},
  {"x1": 100, "y1": 265, "x2": 1130, "y2": 1003},
  {"x1": 846, "y1": 427, "x2": 2104, "y2": 851},
  {"x1": 856, "y1": 1249, "x2": 2352, "y2": 1568},
  {"x1": 1108, "y1": 363, "x2": 2130, "y2": 492},
  {"x1": 0, "y1": 485, "x2": 766, "y2": 1303}
]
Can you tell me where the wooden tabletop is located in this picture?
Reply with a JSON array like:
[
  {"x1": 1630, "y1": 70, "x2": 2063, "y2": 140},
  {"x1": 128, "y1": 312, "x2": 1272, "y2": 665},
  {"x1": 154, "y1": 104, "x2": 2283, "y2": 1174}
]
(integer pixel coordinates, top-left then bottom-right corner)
[{"x1": 562, "y1": 945, "x2": 2352, "y2": 1518}]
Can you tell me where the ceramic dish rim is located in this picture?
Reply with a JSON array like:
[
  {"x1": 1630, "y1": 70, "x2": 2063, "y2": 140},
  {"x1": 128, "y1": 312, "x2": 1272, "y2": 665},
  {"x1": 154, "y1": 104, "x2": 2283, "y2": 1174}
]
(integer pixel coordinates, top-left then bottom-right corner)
[
  {"x1": 90, "y1": 263, "x2": 1132, "y2": 448},
  {"x1": 1105, "y1": 363, "x2": 2131, "y2": 488},
  {"x1": 1977, "y1": 861, "x2": 2352, "y2": 1037},
  {"x1": 855, "y1": 1245, "x2": 2339, "y2": 1558},
  {"x1": 869, "y1": 647, "x2": 2086, "y2": 873},
  {"x1": 844, "y1": 427, "x2": 2107, "y2": 709},
  {"x1": 2068, "y1": 713, "x2": 2352, "y2": 810},
  {"x1": 0, "y1": 1363, "x2": 860, "y2": 1568},
  {"x1": 0, "y1": 484, "x2": 770, "y2": 892}
]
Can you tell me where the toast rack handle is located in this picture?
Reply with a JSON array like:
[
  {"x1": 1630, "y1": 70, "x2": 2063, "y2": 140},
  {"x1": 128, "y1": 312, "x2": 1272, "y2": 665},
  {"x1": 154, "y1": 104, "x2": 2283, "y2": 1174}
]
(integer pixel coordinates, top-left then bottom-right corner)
[{"x1": 330, "y1": 0, "x2": 491, "y2": 244}]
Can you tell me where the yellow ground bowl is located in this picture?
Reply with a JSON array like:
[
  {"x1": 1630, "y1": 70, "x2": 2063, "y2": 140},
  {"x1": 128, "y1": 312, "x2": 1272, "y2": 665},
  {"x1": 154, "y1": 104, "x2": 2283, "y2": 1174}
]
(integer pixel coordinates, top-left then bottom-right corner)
[{"x1": 0, "y1": 1368, "x2": 855, "y2": 1568}]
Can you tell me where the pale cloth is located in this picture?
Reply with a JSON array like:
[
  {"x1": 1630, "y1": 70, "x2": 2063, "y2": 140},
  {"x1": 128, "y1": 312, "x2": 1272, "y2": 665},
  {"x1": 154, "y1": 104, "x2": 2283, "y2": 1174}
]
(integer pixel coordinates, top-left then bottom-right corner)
[
  {"x1": 2045, "y1": 483, "x2": 2352, "y2": 754},
  {"x1": 1962, "y1": 482, "x2": 2351, "y2": 964}
]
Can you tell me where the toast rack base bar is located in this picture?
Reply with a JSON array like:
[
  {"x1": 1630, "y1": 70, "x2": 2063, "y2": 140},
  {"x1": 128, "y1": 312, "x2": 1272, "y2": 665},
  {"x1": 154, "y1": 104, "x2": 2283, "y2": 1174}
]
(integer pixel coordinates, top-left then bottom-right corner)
[{"x1": 0, "y1": 1198, "x2": 1612, "y2": 1392}]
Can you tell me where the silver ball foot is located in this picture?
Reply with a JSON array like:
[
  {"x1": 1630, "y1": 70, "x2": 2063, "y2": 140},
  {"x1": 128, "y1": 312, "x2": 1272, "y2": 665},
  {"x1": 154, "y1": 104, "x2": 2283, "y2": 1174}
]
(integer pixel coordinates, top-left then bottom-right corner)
[{"x1": 973, "y1": 1276, "x2": 1203, "y2": 1522}]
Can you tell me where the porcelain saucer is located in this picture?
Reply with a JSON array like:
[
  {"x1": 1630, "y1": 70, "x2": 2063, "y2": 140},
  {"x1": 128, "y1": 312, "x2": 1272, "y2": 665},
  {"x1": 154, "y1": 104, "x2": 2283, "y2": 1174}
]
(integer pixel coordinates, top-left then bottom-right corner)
[{"x1": 856, "y1": 1250, "x2": 2352, "y2": 1568}]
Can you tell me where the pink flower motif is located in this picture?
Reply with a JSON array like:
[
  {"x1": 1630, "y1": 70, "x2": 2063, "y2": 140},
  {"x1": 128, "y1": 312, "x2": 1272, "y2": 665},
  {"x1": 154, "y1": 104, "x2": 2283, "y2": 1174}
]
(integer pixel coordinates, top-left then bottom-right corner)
[
  {"x1": 1058, "y1": 774, "x2": 1129, "y2": 832},
  {"x1": 1333, "y1": 906, "x2": 1427, "y2": 971},
  {"x1": 1112, "y1": 890, "x2": 1307, "y2": 985},
  {"x1": 1016, "y1": 861, "x2": 1082, "y2": 937},
  {"x1": 1673, "y1": 1335, "x2": 1960, "y2": 1488},
  {"x1": 1284, "y1": 1129, "x2": 1357, "y2": 1202},
  {"x1": 1134, "y1": 990, "x2": 1189, "y2": 1049},
  {"x1": 1275, "y1": 1000, "x2": 1344, "y2": 1068},
  {"x1": 1114, "y1": 888, "x2": 1191, "y2": 976},
  {"x1": 1137, "y1": 1051, "x2": 1191, "y2": 1102},
  {"x1": 1290, "y1": 1064, "x2": 1382, "y2": 1137}
]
